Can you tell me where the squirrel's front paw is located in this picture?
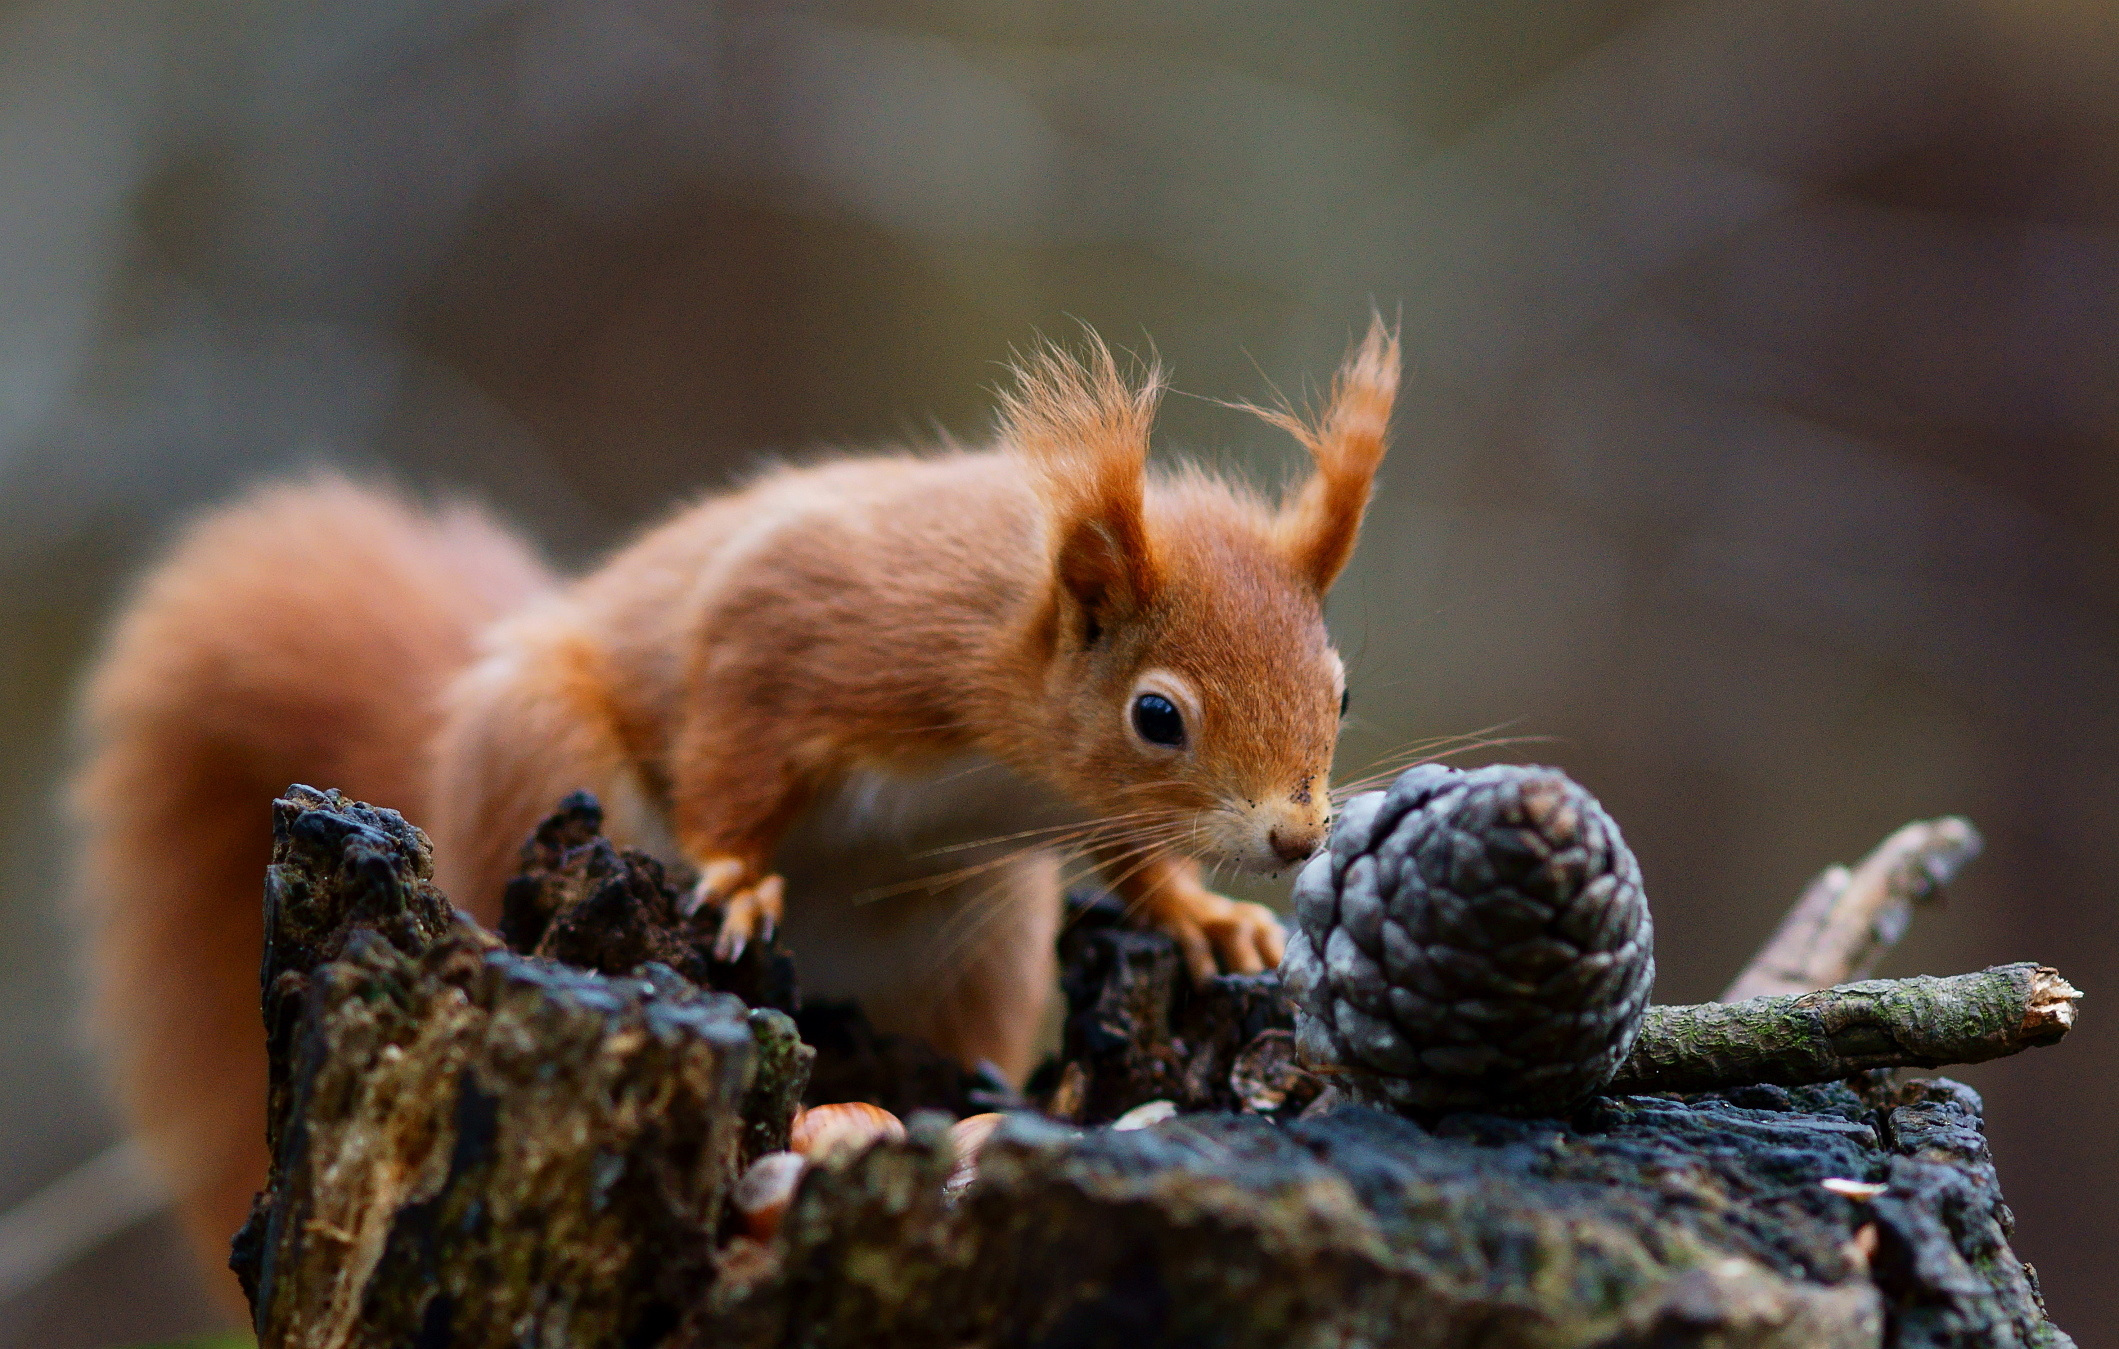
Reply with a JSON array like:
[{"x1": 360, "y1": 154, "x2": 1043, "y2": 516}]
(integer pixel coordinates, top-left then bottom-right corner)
[
  {"x1": 687, "y1": 858, "x2": 786, "y2": 961},
  {"x1": 1158, "y1": 891, "x2": 1287, "y2": 983}
]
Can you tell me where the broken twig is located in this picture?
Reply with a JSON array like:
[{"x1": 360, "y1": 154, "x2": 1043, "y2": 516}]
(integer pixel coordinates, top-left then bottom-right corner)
[{"x1": 1613, "y1": 962, "x2": 2080, "y2": 1095}]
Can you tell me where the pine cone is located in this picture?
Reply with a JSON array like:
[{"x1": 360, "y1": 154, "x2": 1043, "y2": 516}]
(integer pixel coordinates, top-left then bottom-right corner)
[{"x1": 1281, "y1": 764, "x2": 1654, "y2": 1116}]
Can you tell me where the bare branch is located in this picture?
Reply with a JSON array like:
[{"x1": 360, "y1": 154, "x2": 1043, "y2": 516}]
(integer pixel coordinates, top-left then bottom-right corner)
[
  {"x1": 1616, "y1": 962, "x2": 2080, "y2": 1095},
  {"x1": 1722, "y1": 817, "x2": 1982, "y2": 1002}
]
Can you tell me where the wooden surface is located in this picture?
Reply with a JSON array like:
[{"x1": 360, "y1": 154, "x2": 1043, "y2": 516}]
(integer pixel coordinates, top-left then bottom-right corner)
[{"x1": 236, "y1": 789, "x2": 2076, "y2": 1347}]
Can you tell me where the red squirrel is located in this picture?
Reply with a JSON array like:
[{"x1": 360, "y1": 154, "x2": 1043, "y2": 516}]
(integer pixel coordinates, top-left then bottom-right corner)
[{"x1": 70, "y1": 317, "x2": 1398, "y2": 1302}]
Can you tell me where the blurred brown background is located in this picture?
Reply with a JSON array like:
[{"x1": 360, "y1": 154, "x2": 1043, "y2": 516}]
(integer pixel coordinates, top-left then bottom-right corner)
[{"x1": 1, "y1": 0, "x2": 2115, "y2": 1343}]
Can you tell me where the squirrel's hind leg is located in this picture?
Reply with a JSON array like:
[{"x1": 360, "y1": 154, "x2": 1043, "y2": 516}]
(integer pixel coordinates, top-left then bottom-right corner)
[
  {"x1": 912, "y1": 848, "x2": 1063, "y2": 1082},
  {"x1": 779, "y1": 846, "x2": 1062, "y2": 1084},
  {"x1": 426, "y1": 617, "x2": 646, "y2": 920}
]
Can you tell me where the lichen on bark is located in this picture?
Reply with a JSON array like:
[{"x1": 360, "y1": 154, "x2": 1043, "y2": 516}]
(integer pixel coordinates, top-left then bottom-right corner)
[
  {"x1": 234, "y1": 789, "x2": 794, "y2": 1347},
  {"x1": 233, "y1": 787, "x2": 2077, "y2": 1349},
  {"x1": 1613, "y1": 965, "x2": 2081, "y2": 1095},
  {"x1": 691, "y1": 1080, "x2": 2066, "y2": 1348}
]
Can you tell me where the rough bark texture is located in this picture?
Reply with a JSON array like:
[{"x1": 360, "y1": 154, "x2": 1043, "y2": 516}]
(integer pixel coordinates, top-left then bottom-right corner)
[
  {"x1": 232, "y1": 788, "x2": 811, "y2": 1348},
  {"x1": 237, "y1": 788, "x2": 2077, "y2": 1348},
  {"x1": 694, "y1": 1081, "x2": 2069, "y2": 1349},
  {"x1": 499, "y1": 789, "x2": 799, "y2": 1014},
  {"x1": 1040, "y1": 892, "x2": 1303, "y2": 1124}
]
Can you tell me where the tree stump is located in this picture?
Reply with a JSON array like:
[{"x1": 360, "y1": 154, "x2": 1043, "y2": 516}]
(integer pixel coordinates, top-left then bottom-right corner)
[{"x1": 232, "y1": 787, "x2": 2077, "y2": 1348}]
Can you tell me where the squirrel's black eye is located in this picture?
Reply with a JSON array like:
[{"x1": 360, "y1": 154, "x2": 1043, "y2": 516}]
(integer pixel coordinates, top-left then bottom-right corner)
[
  {"x1": 1339, "y1": 688, "x2": 1350, "y2": 718},
  {"x1": 1131, "y1": 693, "x2": 1186, "y2": 748}
]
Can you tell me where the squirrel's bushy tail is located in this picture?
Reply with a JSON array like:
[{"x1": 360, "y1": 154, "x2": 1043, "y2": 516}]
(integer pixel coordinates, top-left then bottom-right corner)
[{"x1": 69, "y1": 475, "x2": 553, "y2": 1304}]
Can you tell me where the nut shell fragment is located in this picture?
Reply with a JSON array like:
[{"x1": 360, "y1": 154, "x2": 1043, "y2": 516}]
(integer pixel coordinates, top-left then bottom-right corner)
[
  {"x1": 1111, "y1": 1100, "x2": 1177, "y2": 1131},
  {"x1": 732, "y1": 1151, "x2": 806, "y2": 1240},
  {"x1": 1229, "y1": 1029, "x2": 1322, "y2": 1115}
]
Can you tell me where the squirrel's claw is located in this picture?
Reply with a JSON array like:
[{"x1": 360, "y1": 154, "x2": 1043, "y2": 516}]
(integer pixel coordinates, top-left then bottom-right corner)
[
  {"x1": 1157, "y1": 892, "x2": 1287, "y2": 984},
  {"x1": 709, "y1": 873, "x2": 786, "y2": 962},
  {"x1": 681, "y1": 857, "x2": 745, "y2": 918},
  {"x1": 1202, "y1": 898, "x2": 1286, "y2": 979},
  {"x1": 688, "y1": 859, "x2": 785, "y2": 961}
]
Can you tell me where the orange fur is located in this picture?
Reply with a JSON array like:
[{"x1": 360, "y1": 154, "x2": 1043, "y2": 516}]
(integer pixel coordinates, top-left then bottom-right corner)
[
  {"x1": 71, "y1": 477, "x2": 552, "y2": 1310},
  {"x1": 1252, "y1": 314, "x2": 1401, "y2": 593},
  {"x1": 70, "y1": 323, "x2": 1398, "y2": 1307},
  {"x1": 999, "y1": 332, "x2": 1165, "y2": 615}
]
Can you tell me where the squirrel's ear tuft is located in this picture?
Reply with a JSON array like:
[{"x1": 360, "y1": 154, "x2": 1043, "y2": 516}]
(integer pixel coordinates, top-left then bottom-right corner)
[
  {"x1": 1251, "y1": 314, "x2": 1399, "y2": 596},
  {"x1": 1002, "y1": 330, "x2": 1165, "y2": 621}
]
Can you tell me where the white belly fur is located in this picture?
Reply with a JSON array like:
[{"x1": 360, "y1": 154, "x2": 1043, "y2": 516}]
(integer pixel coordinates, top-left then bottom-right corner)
[
  {"x1": 604, "y1": 753, "x2": 1085, "y2": 1030},
  {"x1": 775, "y1": 755, "x2": 1084, "y2": 1019},
  {"x1": 781, "y1": 753, "x2": 1084, "y2": 890}
]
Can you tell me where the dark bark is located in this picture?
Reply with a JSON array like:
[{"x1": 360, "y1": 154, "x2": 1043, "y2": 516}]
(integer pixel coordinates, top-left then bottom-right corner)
[
  {"x1": 234, "y1": 788, "x2": 809, "y2": 1347},
  {"x1": 235, "y1": 788, "x2": 2077, "y2": 1348},
  {"x1": 499, "y1": 788, "x2": 799, "y2": 1013},
  {"x1": 1039, "y1": 892, "x2": 1303, "y2": 1124},
  {"x1": 694, "y1": 1080, "x2": 2069, "y2": 1349}
]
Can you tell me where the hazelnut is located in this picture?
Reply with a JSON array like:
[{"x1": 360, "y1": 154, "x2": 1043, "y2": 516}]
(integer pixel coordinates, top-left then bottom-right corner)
[
  {"x1": 732, "y1": 1150, "x2": 806, "y2": 1241},
  {"x1": 789, "y1": 1101, "x2": 906, "y2": 1162},
  {"x1": 943, "y1": 1112, "x2": 1007, "y2": 1195}
]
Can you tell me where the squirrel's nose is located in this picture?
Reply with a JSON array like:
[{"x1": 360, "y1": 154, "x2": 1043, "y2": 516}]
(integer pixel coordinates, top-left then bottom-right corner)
[{"x1": 1269, "y1": 825, "x2": 1321, "y2": 866}]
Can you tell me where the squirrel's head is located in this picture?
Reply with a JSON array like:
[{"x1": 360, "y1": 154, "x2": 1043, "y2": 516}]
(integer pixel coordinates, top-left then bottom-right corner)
[{"x1": 1005, "y1": 316, "x2": 1398, "y2": 876}]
